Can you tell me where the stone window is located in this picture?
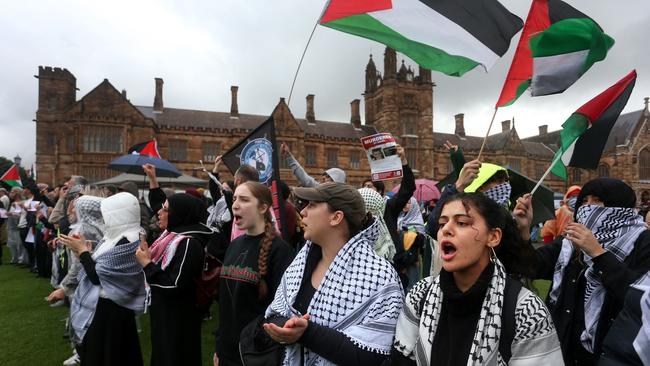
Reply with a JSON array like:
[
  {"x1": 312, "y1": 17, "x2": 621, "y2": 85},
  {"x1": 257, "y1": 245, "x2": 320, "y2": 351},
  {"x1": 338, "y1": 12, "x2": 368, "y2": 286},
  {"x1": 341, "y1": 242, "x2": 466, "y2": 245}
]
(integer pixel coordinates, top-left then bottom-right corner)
[
  {"x1": 406, "y1": 149, "x2": 417, "y2": 170},
  {"x1": 82, "y1": 126, "x2": 123, "y2": 153},
  {"x1": 536, "y1": 166, "x2": 545, "y2": 180},
  {"x1": 403, "y1": 94, "x2": 414, "y2": 106},
  {"x1": 508, "y1": 158, "x2": 521, "y2": 173},
  {"x1": 305, "y1": 146, "x2": 317, "y2": 167},
  {"x1": 202, "y1": 142, "x2": 220, "y2": 163},
  {"x1": 81, "y1": 166, "x2": 111, "y2": 183},
  {"x1": 597, "y1": 164, "x2": 610, "y2": 177},
  {"x1": 572, "y1": 168, "x2": 582, "y2": 184},
  {"x1": 349, "y1": 151, "x2": 360, "y2": 170},
  {"x1": 169, "y1": 140, "x2": 188, "y2": 161},
  {"x1": 66, "y1": 134, "x2": 76, "y2": 154},
  {"x1": 639, "y1": 148, "x2": 650, "y2": 180},
  {"x1": 280, "y1": 142, "x2": 293, "y2": 169},
  {"x1": 326, "y1": 149, "x2": 338, "y2": 168},
  {"x1": 402, "y1": 114, "x2": 417, "y2": 136},
  {"x1": 45, "y1": 134, "x2": 56, "y2": 150}
]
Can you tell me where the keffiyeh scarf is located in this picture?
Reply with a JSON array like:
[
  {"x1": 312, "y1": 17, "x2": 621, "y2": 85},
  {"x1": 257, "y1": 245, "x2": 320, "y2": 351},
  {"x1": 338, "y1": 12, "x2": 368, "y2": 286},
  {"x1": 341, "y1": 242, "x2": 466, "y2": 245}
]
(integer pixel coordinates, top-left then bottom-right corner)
[
  {"x1": 358, "y1": 188, "x2": 396, "y2": 262},
  {"x1": 397, "y1": 197, "x2": 425, "y2": 233},
  {"x1": 395, "y1": 260, "x2": 508, "y2": 365},
  {"x1": 207, "y1": 196, "x2": 231, "y2": 230},
  {"x1": 265, "y1": 220, "x2": 404, "y2": 365},
  {"x1": 483, "y1": 182, "x2": 511, "y2": 208},
  {"x1": 633, "y1": 271, "x2": 650, "y2": 365},
  {"x1": 549, "y1": 204, "x2": 647, "y2": 352},
  {"x1": 69, "y1": 196, "x2": 104, "y2": 244},
  {"x1": 70, "y1": 239, "x2": 146, "y2": 344},
  {"x1": 149, "y1": 230, "x2": 190, "y2": 270}
]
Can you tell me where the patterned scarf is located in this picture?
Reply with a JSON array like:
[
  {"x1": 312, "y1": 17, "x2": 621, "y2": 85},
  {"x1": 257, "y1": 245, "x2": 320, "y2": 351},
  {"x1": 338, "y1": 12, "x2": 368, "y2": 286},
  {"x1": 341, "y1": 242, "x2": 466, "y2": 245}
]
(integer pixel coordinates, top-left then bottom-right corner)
[
  {"x1": 358, "y1": 188, "x2": 396, "y2": 262},
  {"x1": 633, "y1": 271, "x2": 650, "y2": 365},
  {"x1": 149, "y1": 230, "x2": 190, "y2": 270},
  {"x1": 483, "y1": 182, "x2": 511, "y2": 208},
  {"x1": 69, "y1": 196, "x2": 104, "y2": 244},
  {"x1": 70, "y1": 239, "x2": 146, "y2": 344},
  {"x1": 549, "y1": 204, "x2": 647, "y2": 352},
  {"x1": 265, "y1": 220, "x2": 404, "y2": 365},
  {"x1": 397, "y1": 197, "x2": 425, "y2": 233},
  {"x1": 207, "y1": 196, "x2": 231, "y2": 230}
]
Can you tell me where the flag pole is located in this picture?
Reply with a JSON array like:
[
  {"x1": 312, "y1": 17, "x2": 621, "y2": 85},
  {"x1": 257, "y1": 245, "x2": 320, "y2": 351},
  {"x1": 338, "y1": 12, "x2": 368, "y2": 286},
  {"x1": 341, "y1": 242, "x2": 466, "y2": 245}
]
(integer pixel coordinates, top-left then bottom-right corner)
[
  {"x1": 476, "y1": 107, "x2": 499, "y2": 161},
  {"x1": 531, "y1": 152, "x2": 563, "y2": 195},
  {"x1": 288, "y1": 1, "x2": 331, "y2": 106}
]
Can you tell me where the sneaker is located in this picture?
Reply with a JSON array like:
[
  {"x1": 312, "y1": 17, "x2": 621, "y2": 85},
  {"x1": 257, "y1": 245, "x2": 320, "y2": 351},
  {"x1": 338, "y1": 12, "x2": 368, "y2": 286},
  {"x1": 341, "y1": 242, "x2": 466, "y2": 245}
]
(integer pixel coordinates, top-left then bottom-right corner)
[{"x1": 62, "y1": 350, "x2": 80, "y2": 366}]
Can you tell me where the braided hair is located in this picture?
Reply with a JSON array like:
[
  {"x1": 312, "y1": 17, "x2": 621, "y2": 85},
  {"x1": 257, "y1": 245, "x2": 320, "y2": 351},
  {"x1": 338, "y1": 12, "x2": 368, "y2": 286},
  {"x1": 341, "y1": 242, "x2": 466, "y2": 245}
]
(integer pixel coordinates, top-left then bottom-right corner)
[{"x1": 240, "y1": 181, "x2": 276, "y2": 300}]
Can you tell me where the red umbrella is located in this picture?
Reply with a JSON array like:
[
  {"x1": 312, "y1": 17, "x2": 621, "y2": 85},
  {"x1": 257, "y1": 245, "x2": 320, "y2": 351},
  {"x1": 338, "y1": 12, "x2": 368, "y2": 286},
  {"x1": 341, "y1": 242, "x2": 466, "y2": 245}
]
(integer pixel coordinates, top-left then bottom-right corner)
[{"x1": 391, "y1": 179, "x2": 441, "y2": 203}]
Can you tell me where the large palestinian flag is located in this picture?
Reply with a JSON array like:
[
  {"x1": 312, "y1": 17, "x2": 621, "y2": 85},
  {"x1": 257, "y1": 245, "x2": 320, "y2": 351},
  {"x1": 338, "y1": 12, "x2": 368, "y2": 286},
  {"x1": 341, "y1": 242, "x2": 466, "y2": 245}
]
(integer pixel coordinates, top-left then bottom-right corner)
[
  {"x1": 551, "y1": 70, "x2": 636, "y2": 180},
  {"x1": 320, "y1": 0, "x2": 523, "y2": 77},
  {"x1": 0, "y1": 164, "x2": 22, "y2": 188},
  {"x1": 496, "y1": 0, "x2": 614, "y2": 107}
]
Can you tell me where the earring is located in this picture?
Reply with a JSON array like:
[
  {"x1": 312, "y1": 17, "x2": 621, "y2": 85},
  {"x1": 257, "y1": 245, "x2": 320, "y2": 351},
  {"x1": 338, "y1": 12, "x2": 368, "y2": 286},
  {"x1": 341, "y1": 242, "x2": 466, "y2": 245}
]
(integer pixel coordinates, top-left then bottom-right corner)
[{"x1": 489, "y1": 246, "x2": 497, "y2": 263}]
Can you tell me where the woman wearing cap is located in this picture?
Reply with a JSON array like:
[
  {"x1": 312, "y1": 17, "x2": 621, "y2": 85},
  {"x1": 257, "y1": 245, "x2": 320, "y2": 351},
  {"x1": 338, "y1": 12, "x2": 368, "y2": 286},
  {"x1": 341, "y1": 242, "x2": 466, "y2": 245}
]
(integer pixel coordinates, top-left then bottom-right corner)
[
  {"x1": 59, "y1": 192, "x2": 147, "y2": 366},
  {"x1": 514, "y1": 178, "x2": 650, "y2": 365},
  {"x1": 393, "y1": 193, "x2": 562, "y2": 365},
  {"x1": 214, "y1": 181, "x2": 294, "y2": 366},
  {"x1": 264, "y1": 182, "x2": 404, "y2": 365},
  {"x1": 135, "y1": 193, "x2": 212, "y2": 366}
]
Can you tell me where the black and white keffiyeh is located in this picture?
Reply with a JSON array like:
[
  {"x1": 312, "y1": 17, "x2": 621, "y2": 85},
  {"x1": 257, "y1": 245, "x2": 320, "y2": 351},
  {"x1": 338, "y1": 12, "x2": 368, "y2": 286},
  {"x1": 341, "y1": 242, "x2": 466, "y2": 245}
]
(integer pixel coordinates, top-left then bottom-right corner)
[
  {"x1": 265, "y1": 220, "x2": 404, "y2": 365},
  {"x1": 207, "y1": 196, "x2": 231, "y2": 230},
  {"x1": 549, "y1": 204, "x2": 648, "y2": 352},
  {"x1": 69, "y1": 196, "x2": 104, "y2": 244},
  {"x1": 70, "y1": 239, "x2": 146, "y2": 344},
  {"x1": 483, "y1": 182, "x2": 511, "y2": 208},
  {"x1": 358, "y1": 188, "x2": 396, "y2": 262},
  {"x1": 633, "y1": 271, "x2": 650, "y2": 365}
]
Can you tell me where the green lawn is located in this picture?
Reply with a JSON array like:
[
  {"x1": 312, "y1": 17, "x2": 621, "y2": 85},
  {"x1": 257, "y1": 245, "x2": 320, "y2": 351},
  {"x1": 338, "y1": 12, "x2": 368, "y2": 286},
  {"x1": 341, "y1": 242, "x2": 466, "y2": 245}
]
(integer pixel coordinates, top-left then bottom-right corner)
[{"x1": 0, "y1": 246, "x2": 219, "y2": 366}]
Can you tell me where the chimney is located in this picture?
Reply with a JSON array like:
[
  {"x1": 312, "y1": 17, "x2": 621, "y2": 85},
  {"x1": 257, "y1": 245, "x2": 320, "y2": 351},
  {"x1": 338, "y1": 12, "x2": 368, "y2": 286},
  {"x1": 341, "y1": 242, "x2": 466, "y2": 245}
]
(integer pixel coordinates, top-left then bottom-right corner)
[
  {"x1": 454, "y1": 113, "x2": 465, "y2": 137},
  {"x1": 121, "y1": 89, "x2": 127, "y2": 99},
  {"x1": 230, "y1": 86, "x2": 239, "y2": 118},
  {"x1": 306, "y1": 94, "x2": 315, "y2": 124},
  {"x1": 501, "y1": 120, "x2": 511, "y2": 132},
  {"x1": 153, "y1": 78, "x2": 164, "y2": 112},
  {"x1": 538, "y1": 124, "x2": 548, "y2": 136},
  {"x1": 350, "y1": 99, "x2": 361, "y2": 129}
]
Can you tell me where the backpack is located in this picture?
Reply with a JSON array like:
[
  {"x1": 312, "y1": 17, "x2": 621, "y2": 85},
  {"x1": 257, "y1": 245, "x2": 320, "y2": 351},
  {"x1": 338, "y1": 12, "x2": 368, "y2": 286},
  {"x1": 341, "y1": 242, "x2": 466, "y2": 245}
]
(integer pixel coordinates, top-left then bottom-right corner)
[
  {"x1": 195, "y1": 251, "x2": 221, "y2": 311},
  {"x1": 418, "y1": 276, "x2": 522, "y2": 364}
]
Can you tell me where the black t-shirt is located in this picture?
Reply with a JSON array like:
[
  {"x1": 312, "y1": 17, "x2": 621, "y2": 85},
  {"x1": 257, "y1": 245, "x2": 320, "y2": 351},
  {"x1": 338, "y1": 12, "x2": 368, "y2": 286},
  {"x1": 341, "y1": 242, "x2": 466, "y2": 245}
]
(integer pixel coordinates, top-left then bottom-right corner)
[{"x1": 217, "y1": 232, "x2": 294, "y2": 365}]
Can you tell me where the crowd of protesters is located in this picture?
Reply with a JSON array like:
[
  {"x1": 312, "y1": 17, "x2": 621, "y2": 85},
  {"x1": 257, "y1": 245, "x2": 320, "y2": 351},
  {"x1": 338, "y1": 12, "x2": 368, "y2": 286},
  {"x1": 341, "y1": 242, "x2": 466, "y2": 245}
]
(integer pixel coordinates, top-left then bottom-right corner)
[{"x1": 1, "y1": 139, "x2": 649, "y2": 366}]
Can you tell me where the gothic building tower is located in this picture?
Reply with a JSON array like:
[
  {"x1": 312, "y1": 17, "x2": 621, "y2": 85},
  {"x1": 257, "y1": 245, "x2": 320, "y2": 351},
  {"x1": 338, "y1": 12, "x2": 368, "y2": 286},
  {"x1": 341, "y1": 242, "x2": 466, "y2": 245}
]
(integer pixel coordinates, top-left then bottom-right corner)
[{"x1": 363, "y1": 47, "x2": 435, "y2": 178}]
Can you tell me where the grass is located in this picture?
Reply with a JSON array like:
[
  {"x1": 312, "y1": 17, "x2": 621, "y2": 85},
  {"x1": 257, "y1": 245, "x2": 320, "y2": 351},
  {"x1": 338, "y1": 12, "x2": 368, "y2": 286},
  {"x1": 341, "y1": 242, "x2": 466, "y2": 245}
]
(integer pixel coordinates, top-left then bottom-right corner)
[{"x1": 0, "y1": 246, "x2": 219, "y2": 366}]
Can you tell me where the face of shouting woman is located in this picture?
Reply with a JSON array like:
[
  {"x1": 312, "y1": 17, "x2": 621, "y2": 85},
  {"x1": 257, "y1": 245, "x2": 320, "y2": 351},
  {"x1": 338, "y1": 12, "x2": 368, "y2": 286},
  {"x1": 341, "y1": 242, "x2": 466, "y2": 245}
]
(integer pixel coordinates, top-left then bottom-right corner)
[
  {"x1": 437, "y1": 200, "x2": 501, "y2": 275},
  {"x1": 158, "y1": 200, "x2": 169, "y2": 230},
  {"x1": 232, "y1": 184, "x2": 267, "y2": 234}
]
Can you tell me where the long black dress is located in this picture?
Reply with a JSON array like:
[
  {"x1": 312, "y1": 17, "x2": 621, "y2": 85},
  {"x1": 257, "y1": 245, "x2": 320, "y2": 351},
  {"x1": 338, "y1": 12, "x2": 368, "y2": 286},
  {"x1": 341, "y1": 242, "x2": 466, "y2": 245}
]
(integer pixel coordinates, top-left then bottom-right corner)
[
  {"x1": 144, "y1": 223, "x2": 210, "y2": 366},
  {"x1": 77, "y1": 237, "x2": 144, "y2": 366}
]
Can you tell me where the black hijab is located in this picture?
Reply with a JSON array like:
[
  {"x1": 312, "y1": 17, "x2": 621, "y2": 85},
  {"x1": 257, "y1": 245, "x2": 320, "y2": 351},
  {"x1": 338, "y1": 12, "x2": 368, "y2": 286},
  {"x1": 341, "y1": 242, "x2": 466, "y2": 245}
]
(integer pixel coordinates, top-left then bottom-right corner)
[
  {"x1": 574, "y1": 178, "x2": 637, "y2": 219},
  {"x1": 167, "y1": 193, "x2": 208, "y2": 230}
]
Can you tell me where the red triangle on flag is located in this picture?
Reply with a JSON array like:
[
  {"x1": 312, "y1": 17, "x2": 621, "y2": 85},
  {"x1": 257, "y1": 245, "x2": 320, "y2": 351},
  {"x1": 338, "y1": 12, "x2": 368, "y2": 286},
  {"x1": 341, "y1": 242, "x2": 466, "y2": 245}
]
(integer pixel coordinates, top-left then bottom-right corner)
[
  {"x1": 321, "y1": 0, "x2": 392, "y2": 23},
  {"x1": 0, "y1": 164, "x2": 21, "y2": 181}
]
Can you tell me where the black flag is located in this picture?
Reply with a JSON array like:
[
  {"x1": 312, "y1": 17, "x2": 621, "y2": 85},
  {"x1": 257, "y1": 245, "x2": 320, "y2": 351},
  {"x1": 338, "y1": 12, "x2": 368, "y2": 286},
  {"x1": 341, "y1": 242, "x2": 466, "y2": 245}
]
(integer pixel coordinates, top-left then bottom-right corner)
[{"x1": 222, "y1": 117, "x2": 287, "y2": 239}]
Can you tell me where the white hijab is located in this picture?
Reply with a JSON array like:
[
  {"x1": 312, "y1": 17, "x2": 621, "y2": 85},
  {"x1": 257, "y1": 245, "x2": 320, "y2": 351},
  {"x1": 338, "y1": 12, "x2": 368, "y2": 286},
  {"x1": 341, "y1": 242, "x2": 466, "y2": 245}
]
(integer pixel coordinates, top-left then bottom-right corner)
[{"x1": 92, "y1": 192, "x2": 141, "y2": 259}]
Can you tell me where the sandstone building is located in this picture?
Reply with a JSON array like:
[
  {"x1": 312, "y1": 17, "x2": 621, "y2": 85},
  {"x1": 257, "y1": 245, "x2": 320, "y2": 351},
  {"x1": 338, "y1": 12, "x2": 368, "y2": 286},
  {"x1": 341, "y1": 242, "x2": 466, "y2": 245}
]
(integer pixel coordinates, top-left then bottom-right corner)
[{"x1": 34, "y1": 47, "x2": 650, "y2": 199}]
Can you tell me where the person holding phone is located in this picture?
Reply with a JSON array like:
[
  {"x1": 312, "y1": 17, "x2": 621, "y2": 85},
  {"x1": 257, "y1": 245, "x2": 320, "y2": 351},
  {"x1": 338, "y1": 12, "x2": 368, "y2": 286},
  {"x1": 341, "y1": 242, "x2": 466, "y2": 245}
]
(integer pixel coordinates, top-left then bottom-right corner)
[{"x1": 135, "y1": 193, "x2": 212, "y2": 366}]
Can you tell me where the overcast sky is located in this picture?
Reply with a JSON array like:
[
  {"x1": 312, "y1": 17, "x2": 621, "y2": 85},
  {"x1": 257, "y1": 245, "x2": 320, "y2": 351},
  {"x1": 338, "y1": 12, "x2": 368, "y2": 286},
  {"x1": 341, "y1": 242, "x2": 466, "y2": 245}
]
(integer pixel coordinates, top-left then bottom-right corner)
[{"x1": 1, "y1": 0, "x2": 648, "y2": 167}]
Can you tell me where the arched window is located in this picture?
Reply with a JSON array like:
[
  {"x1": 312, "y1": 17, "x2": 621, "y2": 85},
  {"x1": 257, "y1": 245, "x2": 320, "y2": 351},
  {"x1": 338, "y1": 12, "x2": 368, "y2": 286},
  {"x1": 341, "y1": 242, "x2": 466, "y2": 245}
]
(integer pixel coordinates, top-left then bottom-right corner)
[
  {"x1": 597, "y1": 164, "x2": 610, "y2": 178},
  {"x1": 639, "y1": 148, "x2": 650, "y2": 180}
]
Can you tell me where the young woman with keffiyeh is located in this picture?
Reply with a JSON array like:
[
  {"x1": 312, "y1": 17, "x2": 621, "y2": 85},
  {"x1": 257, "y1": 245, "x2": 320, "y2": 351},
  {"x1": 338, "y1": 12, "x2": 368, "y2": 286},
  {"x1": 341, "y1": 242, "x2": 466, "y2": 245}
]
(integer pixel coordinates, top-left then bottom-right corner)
[
  {"x1": 135, "y1": 193, "x2": 212, "y2": 366},
  {"x1": 263, "y1": 182, "x2": 404, "y2": 365},
  {"x1": 59, "y1": 192, "x2": 147, "y2": 366},
  {"x1": 514, "y1": 178, "x2": 650, "y2": 365},
  {"x1": 393, "y1": 193, "x2": 563, "y2": 365},
  {"x1": 215, "y1": 181, "x2": 294, "y2": 366}
]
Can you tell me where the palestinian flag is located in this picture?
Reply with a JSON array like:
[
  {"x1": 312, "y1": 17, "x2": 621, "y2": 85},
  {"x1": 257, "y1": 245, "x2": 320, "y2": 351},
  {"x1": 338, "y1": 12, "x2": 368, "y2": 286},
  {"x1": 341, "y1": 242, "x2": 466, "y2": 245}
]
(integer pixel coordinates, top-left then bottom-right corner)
[
  {"x1": 496, "y1": 0, "x2": 614, "y2": 107},
  {"x1": 551, "y1": 70, "x2": 636, "y2": 180},
  {"x1": 320, "y1": 0, "x2": 523, "y2": 77},
  {"x1": 0, "y1": 164, "x2": 22, "y2": 188},
  {"x1": 128, "y1": 139, "x2": 161, "y2": 158}
]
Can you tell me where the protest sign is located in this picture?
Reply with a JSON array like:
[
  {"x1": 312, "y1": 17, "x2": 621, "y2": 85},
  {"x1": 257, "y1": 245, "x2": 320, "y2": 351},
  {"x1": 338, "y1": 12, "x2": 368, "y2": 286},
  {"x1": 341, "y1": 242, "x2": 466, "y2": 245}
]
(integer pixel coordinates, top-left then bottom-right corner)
[{"x1": 360, "y1": 133, "x2": 403, "y2": 181}]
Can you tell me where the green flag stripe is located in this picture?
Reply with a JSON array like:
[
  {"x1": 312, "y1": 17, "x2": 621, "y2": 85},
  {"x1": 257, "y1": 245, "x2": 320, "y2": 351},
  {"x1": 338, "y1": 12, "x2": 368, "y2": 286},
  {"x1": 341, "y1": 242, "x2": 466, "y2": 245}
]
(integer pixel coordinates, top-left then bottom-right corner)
[
  {"x1": 530, "y1": 18, "x2": 614, "y2": 65},
  {"x1": 323, "y1": 14, "x2": 480, "y2": 77},
  {"x1": 559, "y1": 113, "x2": 590, "y2": 150},
  {"x1": 498, "y1": 80, "x2": 530, "y2": 107}
]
